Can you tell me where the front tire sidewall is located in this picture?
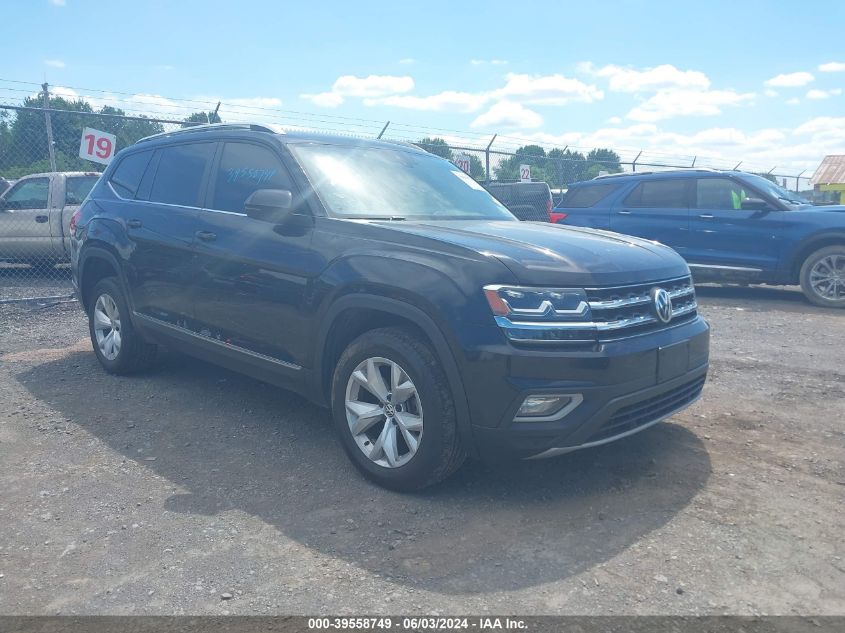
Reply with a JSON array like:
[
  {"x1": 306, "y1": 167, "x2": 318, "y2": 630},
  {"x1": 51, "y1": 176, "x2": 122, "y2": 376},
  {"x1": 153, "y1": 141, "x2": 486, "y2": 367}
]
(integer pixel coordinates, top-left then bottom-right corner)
[
  {"x1": 800, "y1": 246, "x2": 845, "y2": 309},
  {"x1": 331, "y1": 333, "x2": 452, "y2": 491}
]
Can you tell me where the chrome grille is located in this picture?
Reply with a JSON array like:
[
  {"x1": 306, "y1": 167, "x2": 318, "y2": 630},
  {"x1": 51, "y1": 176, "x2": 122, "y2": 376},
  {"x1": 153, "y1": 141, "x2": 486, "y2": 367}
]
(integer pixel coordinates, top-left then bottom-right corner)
[{"x1": 585, "y1": 275, "x2": 698, "y2": 340}]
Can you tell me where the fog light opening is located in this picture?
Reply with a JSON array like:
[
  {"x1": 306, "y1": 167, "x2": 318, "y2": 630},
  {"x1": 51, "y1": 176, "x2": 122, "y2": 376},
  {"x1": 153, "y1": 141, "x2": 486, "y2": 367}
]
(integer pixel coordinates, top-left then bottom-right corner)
[{"x1": 514, "y1": 394, "x2": 583, "y2": 422}]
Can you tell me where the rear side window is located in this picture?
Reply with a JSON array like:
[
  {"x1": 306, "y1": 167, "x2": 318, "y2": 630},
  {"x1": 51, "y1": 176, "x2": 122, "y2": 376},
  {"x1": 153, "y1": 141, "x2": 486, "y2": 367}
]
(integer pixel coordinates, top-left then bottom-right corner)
[
  {"x1": 559, "y1": 183, "x2": 621, "y2": 208},
  {"x1": 65, "y1": 176, "x2": 99, "y2": 205},
  {"x1": 149, "y1": 143, "x2": 215, "y2": 207},
  {"x1": 109, "y1": 151, "x2": 153, "y2": 199},
  {"x1": 624, "y1": 179, "x2": 688, "y2": 208},
  {"x1": 211, "y1": 142, "x2": 293, "y2": 213},
  {"x1": 695, "y1": 178, "x2": 750, "y2": 210}
]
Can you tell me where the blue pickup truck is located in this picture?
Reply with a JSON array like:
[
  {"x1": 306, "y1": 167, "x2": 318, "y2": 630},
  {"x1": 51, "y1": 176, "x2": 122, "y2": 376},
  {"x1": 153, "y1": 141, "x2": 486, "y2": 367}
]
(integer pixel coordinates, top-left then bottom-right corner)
[{"x1": 553, "y1": 168, "x2": 845, "y2": 308}]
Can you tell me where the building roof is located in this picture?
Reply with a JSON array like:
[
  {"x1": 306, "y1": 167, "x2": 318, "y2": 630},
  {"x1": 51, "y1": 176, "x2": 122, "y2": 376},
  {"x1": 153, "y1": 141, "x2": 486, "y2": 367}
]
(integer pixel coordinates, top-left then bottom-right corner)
[{"x1": 811, "y1": 155, "x2": 845, "y2": 185}]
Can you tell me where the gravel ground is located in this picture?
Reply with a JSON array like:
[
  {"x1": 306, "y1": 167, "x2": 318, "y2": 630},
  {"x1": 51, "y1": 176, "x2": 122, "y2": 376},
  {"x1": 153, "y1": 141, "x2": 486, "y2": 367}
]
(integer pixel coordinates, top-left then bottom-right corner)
[{"x1": 0, "y1": 282, "x2": 843, "y2": 616}]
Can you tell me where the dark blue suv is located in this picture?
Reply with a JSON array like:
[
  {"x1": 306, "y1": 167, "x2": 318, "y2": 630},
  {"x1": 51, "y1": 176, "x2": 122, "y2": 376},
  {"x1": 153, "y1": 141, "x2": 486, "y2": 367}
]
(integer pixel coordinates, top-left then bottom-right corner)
[{"x1": 554, "y1": 169, "x2": 845, "y2": 308}]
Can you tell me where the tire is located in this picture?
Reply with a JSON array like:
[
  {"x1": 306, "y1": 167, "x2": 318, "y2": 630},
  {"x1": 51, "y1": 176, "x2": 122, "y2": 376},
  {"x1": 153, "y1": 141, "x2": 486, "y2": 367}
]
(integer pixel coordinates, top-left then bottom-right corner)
[
  {"x1": 799, "y1": 245, "x2": 845, "y2": 309},
  {"x1": 88, "y1": 277, "x2": 157, "y2": 374},
  {"x1": 331, "y1": 327, "x2": 466, "y2": 491}
]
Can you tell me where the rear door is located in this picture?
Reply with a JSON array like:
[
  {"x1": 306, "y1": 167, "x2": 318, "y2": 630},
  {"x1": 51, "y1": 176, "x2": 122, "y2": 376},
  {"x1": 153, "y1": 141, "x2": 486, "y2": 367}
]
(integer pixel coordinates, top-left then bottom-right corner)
[
  {"x1": 687, "y1": 176, "x2": 786, "y2": 271},
  {"x1": 119, "y1": 142, "x2": 215, "y2": 324},
  {"x1": 191, "y1": 140, "x2": 318, "y2": 368},
  {"x1": 610, "y1": 178, "x2": 692, "y2": 255},
  {"x1": 0, "y1": 176, "x2": 53, "y2": 260}
]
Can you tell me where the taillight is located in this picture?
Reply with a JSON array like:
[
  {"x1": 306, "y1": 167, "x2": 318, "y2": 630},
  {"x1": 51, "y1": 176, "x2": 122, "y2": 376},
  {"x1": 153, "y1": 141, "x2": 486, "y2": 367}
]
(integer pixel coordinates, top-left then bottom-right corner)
[
  {"x1": 546, "y1": 199, "x2": 553, "y2": 221},
  {"x1": 69, "y1": 209, "x2": 82, "y2": 234},
  {"x1": 549, "y1": 211, "x2": 568, "y2": 224}
]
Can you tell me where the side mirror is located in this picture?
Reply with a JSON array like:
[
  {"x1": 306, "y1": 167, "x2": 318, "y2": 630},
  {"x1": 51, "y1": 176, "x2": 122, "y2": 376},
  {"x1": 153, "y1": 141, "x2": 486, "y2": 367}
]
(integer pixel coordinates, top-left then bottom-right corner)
[
  {"x1": 244, "y1": 189, "x2": 293, "y2": 222},
  {"x1": 740, "y1": 197, "x2": 770, "y2": 211}
]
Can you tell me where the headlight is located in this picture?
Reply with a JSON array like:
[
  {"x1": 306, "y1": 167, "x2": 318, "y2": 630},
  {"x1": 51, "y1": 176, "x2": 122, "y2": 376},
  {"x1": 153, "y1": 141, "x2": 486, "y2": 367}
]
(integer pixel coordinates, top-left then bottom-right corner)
[{"x1": 483, "y1": 285, "x2": 596, "y2": 343}]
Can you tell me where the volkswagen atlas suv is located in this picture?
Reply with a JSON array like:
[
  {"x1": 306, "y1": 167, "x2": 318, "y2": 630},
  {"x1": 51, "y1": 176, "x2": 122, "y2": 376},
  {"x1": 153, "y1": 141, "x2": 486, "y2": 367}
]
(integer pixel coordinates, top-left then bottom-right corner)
[
  {"x1": 70, "y1": 124, "x2": 710, "y2": 490},
  {"x1": 554, "y1": 168, "x2": 845, "y2": 308}
]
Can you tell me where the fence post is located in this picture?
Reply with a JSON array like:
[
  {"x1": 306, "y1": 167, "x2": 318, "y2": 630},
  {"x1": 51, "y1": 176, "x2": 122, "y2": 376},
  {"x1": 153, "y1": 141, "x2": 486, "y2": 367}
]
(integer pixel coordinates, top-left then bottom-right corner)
[
  {"x1": 796, "y1": 170, "x2": 805, "y2": 193},
  {"x1": 377, "y1": 121, "x2": 390, "y2": 139},
  {"x1": 485, "y1": 134, "x2": 497, "y2": 183},
  {"x1": 41, "y1": 83, "x2": 57, "y2": 172},
  {"x1": 632, "y1": 150, "x2": 642, "y2": 172}
]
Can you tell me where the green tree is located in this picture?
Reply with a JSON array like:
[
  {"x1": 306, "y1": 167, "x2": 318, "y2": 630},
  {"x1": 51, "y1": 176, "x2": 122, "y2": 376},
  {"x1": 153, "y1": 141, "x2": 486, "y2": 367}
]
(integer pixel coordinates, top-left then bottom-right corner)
[
  {"x1": 586, "y1": 148, "x2": 622, "y2": 176},
  {"x1": 495, "y1": 145, "x2": 548, "y2": 181},
  {"x1": 182, "y1": 111, "x2": 222, "y2": 127},
  {"x1": 468, "y1": 154, "x2": 486, "y2": 180},
  {"x1": 545, "y1": 148, "x2": 586, "y2": 186},
  {"x1": 416, "y1": 137, "x2": 453, "y2": 160}
]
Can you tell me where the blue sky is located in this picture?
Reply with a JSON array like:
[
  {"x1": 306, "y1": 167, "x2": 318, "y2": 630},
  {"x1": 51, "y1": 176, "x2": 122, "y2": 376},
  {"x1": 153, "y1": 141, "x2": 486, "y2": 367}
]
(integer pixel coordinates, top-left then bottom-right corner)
[{"x1": 5, "y1": 0, "x2": 845, "y2": 175}]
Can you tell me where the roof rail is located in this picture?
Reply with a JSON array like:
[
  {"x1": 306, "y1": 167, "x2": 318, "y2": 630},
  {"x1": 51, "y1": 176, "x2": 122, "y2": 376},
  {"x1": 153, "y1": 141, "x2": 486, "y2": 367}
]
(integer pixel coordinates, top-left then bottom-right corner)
[
  {"x1": 593, "y1": 167, "x2": 721, "y2": 179},
  {"x1": 136, "y1": 122, "x2": 278, "y2": 144}
]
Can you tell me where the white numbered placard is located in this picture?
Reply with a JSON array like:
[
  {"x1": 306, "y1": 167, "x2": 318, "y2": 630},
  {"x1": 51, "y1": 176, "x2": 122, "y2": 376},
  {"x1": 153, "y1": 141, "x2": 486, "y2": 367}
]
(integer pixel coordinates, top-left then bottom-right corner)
[
  {"x1": 454, "y1": 154, "x2": 471, "y2": 174},
  {"x1": 79, "y1": 127, "x2": 117, "y2": 165},
  {"x1": 520, "y1": 164, "x2": 531, "y2": 182}
]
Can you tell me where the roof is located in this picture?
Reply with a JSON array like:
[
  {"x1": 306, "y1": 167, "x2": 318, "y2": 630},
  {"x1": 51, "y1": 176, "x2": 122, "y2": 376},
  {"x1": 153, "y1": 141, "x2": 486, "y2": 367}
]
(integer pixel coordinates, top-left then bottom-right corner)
[{"x1": 811, "y1": 155, "x2": 845, "y2": 186}]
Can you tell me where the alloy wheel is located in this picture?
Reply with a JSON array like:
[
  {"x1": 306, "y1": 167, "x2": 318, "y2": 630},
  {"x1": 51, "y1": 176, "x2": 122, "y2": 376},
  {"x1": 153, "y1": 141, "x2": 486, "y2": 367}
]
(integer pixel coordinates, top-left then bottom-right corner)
[
  {"x1": 93, "y1": 293, "x2": 122, "y2": 361},
  {"x1": 344, "y1": 357, "x2": 424, "y2": 468},
  {"x1": 809, "y1": 254, "x2": 845, "y2": 301}
]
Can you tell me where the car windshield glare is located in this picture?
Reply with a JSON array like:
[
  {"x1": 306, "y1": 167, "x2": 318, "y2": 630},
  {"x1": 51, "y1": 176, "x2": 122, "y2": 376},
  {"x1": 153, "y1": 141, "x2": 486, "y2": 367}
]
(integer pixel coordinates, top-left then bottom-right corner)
[{"x1": 290, "y1": 142, "x2": 515, "y2": 220}]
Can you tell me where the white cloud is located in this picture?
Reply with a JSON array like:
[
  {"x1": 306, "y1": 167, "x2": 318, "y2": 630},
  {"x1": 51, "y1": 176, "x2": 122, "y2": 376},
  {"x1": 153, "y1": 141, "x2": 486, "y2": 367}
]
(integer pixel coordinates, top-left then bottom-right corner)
[
  {"x1": 607, "y1": 116, "x2": 622, "y2": 124},
  {"x1": 470, "y1": 59, "x2": 508, "y2": 66},
  {"x1": 764, "y1": 89, "x2": 778, "y2": 97},
  {"x1": 470, "y1": 101, "x2": 542, "y2": 129},
  {"x1": 301, "y1": 74, "x2": 414, "y2": 107},
  {"x1": 588, "y1": 63, "x2": 710, "y2": 92},
  {"x1": 494, "y1": 73, "x2": 603, "y2": 105},
  {"x1": 399, "y1": 58, "x2": 415, "y2": 65},
  {"x1": 370, "y1": 91, "x2": 488, "y2": 113},
  {"x1": 627, "y1": 89, "x2": 754, "y2": 122},
  {"x1": 764, "y1": 71, "x2": 814, "y2": 88},
  {"x1": 819, "y1": 61, "x2": 845, "y2": 73},
  {"x1": 44, "y1": 59, "x2": 65, "y2": 68},
  {"x1": 806, "y1": 88, "x2": 842, "y2": 100},
  {"x1": 786, "y1": 98, "x2": 800, "y2": 105}
]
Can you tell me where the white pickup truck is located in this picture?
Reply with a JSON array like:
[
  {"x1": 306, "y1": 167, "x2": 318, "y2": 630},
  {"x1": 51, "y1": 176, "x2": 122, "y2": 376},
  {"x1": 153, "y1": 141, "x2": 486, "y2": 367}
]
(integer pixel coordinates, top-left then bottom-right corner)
[{"x1": 0, "y1": 171, "x2": 100, "y2": 264}]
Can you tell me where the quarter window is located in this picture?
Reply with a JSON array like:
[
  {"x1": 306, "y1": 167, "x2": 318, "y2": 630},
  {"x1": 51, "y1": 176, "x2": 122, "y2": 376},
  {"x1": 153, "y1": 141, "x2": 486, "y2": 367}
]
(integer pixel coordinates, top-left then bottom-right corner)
[
  {"x1": 3, "y1": 178, "x2": 49, "y2": 209},
  {"x1": 559, "y1": 183, "x2": 621, "y2": 208},
  {"x1": 624, "y1": 179, "x2": 688, "y2": 208},
  {"x1": 109, "y1": 150, "x2": 153, "y2": 199},
  {"x1": 695, "y1": 178, "x2": 750, "y2": 210},
  {"x1": 211, "y1": 142, "x2": 292, "y2": 213},
  {"x1": 149, "y1": 143, "x2": 214, "y2": 207}
]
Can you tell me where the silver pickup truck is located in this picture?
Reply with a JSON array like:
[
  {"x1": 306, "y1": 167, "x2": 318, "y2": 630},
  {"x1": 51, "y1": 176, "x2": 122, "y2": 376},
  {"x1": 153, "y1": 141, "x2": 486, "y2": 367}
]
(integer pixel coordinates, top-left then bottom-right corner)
[{"x1": 0, "y1": 171, "x2": 100, "y2": 264}]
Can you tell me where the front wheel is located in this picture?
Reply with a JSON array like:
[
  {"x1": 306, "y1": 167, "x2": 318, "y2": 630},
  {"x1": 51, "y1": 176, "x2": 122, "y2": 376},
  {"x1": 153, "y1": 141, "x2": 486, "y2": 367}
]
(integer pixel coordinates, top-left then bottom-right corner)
[
  {"x1": 331, "y1": 327, "x2": 465, "y2": 491},
  {"x1": 799, "y1": 246, "x2": 845, "y2": 308}
]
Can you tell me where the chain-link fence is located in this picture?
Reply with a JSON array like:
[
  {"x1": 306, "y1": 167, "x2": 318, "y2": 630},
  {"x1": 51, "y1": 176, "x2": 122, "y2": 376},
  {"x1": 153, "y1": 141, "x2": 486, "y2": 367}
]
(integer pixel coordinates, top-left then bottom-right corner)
[{"x1": 0, "y1": 80, "x2": 814, "y2": 300}]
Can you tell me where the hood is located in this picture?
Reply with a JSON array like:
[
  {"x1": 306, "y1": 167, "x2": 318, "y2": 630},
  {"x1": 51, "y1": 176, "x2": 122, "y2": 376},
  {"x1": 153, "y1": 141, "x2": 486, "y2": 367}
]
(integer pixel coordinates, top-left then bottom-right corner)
[
  {"x1": 371, "y1": 220, "x2": 690, "y2": 286},
  {"x1": 797, "y1": 204, "x2": 845, "y2": 213}
]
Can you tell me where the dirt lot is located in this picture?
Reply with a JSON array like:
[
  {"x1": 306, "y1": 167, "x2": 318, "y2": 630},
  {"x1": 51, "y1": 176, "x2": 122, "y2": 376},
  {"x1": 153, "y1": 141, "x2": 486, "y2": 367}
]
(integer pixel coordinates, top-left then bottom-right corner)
[{"x1": 0, "y1": 282, "x2": 843, "y2": 616}]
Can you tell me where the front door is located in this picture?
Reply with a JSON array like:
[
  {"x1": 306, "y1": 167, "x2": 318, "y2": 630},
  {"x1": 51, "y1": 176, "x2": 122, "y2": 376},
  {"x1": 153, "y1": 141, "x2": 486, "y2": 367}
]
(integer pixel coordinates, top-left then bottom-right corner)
[
  {"x1": 0, "y1": 177, "x2": 54, "y2": 261},
  {"x1": 191, "y1": 140, "x2": 320, "y2": 368}
]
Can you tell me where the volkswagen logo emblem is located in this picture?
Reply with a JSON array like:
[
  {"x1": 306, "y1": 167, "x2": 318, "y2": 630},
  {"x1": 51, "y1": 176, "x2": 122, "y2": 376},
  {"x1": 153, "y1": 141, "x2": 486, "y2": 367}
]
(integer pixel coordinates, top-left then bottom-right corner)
[{"x1": 650, "y1": 287, "x2": 673, "y2": 323}]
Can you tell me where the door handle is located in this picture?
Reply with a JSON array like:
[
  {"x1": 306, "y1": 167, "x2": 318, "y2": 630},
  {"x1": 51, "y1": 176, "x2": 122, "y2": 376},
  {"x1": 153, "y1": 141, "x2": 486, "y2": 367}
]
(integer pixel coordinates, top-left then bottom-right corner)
[
  {"x1": 35, "y1": 215, "x2": 48, "y2": 223},
  {"x1": 196, "y1": 230, "x2": 217, "y2": 242},
  {"x1": 699, "y1": 214, "x2": 715, "y2": 219},
  {"x1": 127, "y1": 219, "x2": 143, "y2": 229},
  {"x1": 616, "y1": 210, "x2": 632, "y2": 215}
]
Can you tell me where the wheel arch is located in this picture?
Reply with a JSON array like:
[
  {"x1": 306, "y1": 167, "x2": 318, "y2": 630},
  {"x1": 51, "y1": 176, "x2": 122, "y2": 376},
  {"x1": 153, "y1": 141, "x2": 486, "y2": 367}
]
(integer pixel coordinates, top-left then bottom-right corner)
[
  {"x1": 314, "y1": 294, "x2": 478, "y2": 458},
  {"x1": 788, "y1": 232, "x2": 845, "y2": 282},
  {"x1": 78, "y1": 243, "x2": 129, "y2": 312}
]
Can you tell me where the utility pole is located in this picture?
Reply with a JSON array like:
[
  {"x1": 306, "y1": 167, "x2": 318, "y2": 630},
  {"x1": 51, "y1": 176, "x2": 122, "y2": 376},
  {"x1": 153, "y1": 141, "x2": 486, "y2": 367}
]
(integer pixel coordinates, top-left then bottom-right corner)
[
  {"x1": 485, "y1": 134, "x2": 497, "y2": 183},
  {"x1": 41, "y1": 83, "x2": 57, "y2": 172}
]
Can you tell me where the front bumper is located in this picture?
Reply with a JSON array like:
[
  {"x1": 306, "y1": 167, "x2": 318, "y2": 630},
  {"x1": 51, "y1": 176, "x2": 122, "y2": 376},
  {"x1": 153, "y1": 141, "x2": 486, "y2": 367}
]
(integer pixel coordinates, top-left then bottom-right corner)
[{"x1": 458, "y1": 315, "x2": 710, "y2": 460}]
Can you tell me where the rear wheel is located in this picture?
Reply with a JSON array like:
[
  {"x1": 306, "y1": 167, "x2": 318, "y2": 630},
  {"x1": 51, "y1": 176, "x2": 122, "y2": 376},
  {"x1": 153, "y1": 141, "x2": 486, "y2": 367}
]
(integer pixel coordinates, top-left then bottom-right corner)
[
  {"x1": 799, "y1": 246, "x2": 845, "y2": 308},
  {"x1": 331, "y1": 327, "x2": 465, "y2": 491},
  {"x1": 88, "y1": 277, "x2": 157, "y2": 373}
]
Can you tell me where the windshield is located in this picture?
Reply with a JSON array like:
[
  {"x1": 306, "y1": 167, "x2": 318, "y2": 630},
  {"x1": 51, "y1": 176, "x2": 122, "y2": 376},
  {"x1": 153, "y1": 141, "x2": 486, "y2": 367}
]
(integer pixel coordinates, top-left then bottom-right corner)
[
  {"x1": 740, "y1": 173, "x2": 809, "y2": 206},
  {"x1": 290, "y1": 142, "x2": 515, "y2": 220}
]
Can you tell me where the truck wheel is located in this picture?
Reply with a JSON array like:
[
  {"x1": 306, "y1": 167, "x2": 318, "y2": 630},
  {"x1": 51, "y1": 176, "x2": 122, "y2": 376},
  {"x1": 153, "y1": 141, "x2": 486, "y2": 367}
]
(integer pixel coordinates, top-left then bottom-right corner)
[
  {"x1": 88, "y1": 277, "x2": 157, "y2": 374},
  {"x1": 331, "y1": 327, "x2": 466, "y2": 491},
  {"x1": 799, "y1": 246, "x2": 845, "y2": 309}
]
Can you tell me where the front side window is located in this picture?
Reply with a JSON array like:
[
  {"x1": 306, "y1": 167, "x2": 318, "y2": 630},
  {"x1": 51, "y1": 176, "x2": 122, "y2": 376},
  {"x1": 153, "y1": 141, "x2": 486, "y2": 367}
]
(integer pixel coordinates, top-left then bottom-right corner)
[
  {"x1": 624, "y1": 179, "x2": 688, "y2": 208},
  {"x1": 65, "y1": 176, "x2": 99, "y2": 205},
  {"x1": 110, "y1": 150, "x2": 153, "y2": 199},
  {"x1": 212, "y1": 142, "x2": 293, "y2": 213},
  {"x1": 290, "y1": 143, "x2": 514, "y2": 220},
  {"x1": 695, "y1": 178, "x2": 751, "y2": 210},
  {"x1": 3, "y1": 178, "x2": 49, "y2": 209},
  {"x1": 149, "y1": 143, "x2": 214, "y2": 207}
]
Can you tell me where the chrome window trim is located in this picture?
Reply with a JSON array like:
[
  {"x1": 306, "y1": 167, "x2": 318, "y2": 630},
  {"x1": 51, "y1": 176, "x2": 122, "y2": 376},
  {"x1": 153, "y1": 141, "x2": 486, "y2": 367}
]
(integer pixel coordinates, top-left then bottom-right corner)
[{"x1": 687, "y1": 263, "x2": 763, "y2": 273}]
